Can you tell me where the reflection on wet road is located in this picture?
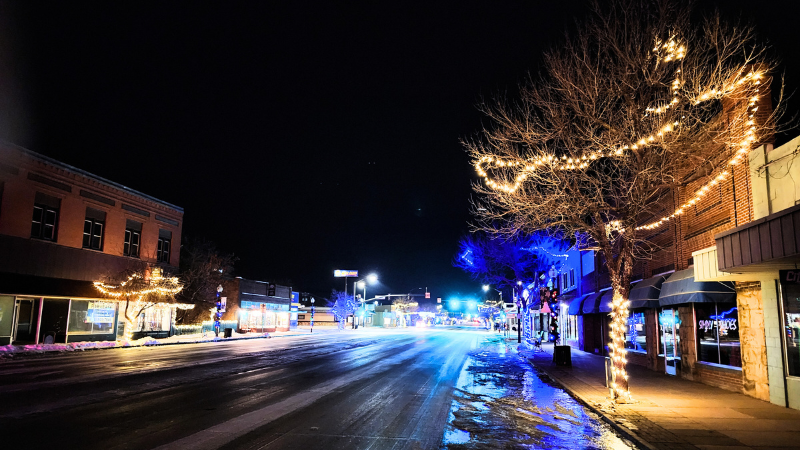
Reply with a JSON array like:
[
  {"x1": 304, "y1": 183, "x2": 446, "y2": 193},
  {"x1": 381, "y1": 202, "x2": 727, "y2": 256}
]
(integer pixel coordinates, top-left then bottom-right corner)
[{"x1": 442, "y1": 334, "x2": 635, "y2": 450}]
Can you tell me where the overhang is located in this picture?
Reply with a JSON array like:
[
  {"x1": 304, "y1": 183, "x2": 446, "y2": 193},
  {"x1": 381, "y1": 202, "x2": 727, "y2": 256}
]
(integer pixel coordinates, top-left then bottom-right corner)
[
  {"x1": 659, "y1": 269, "x2": 736, "y2": 306},
  {"x1": 715, "y1": 203, "x2": 800, "y2": 273}
]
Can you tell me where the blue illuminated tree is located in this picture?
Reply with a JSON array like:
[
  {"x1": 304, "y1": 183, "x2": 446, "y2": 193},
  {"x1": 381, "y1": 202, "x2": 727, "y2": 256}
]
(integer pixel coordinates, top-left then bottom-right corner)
[
  {"x1": 453, "y1": 231, "x2": 570, "y2": 309},
  {"x1": 330, "y1": 289, "x2": 357, "y2": 330}
]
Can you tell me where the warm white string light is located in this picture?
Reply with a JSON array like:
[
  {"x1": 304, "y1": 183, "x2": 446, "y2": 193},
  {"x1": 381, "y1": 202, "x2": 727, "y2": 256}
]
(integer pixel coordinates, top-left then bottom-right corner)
[{"x1": 475, "y1": 37, "x2": 765, "y2": 232}]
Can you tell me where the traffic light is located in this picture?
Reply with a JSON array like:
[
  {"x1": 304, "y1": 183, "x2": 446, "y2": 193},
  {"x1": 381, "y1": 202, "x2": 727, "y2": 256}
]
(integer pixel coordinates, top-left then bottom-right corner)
[{"x1": 551, "y1": 289, "x2": 559, "y2": 299}]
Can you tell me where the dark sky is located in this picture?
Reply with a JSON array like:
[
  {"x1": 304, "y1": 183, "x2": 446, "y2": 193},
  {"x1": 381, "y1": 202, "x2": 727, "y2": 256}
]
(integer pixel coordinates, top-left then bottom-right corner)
[{"x1": 0, "y1": 1, "x2": 797, "y2": 300}]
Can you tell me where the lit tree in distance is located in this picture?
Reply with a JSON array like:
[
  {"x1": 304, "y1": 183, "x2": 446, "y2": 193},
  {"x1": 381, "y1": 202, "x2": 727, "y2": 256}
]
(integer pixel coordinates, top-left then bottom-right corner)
[
  {"x1": 465, "y1": 0, "x2": 783, "y2": 401},
  {"x1": 94, "y1": 267, "x2": 186, "y2": 340},
  {"x1": 330, "y1": 290, "x2": 357, "y2": 330}
]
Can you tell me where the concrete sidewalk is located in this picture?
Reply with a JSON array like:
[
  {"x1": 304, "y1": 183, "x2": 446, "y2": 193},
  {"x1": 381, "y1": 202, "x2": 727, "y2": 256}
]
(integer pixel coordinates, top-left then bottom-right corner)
[{"x1": 522, "y1": 343, "x2": 800, "y2": 450}]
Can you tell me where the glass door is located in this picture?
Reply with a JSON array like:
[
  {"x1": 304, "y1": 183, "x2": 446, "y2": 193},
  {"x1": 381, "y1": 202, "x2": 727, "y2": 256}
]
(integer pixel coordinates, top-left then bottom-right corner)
[{"x1": 659, "y1": 308, "x2": 681, "y2": 375}]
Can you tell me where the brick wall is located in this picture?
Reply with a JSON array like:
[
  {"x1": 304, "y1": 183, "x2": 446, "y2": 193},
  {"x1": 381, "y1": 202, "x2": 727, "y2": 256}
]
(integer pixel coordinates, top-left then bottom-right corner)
[{"x1": 695, "y1": 362, "x2": 744, "y2": 393}]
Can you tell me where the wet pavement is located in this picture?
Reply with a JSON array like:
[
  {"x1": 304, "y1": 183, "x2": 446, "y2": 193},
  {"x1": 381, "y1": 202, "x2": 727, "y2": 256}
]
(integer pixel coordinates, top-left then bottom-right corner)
[
  {"x1": 442, "y1": 334, "x2": 636, "y2": 449},
  {"x1": 0, "y1": 327, "x2": 638, "y2": 449}
]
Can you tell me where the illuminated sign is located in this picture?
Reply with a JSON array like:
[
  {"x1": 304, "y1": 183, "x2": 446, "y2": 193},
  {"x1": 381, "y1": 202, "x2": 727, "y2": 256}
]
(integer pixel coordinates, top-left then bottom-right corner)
[
  {"x1": 334, "y1": 270, "x2": 358, "y2": 277},
  {"x1": 86, "y1": 302, "x2": 116, "y2": 324}
]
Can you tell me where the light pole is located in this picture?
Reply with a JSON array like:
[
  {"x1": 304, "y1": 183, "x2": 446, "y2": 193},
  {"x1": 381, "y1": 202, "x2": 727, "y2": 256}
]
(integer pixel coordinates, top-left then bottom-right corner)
[
  {"x1": 355, "y1": 273, "x2": 378, "y2": 328},
  {"x1": 215, "y1": 284, "x2": 223, "y2": 337},
  {"x1": 310, "y1": 298, "x2": 315, "y2": 333}
]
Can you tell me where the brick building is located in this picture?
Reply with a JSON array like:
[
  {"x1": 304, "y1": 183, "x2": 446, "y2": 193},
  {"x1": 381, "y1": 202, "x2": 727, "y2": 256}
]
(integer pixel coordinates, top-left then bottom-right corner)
[{"x1": 0, "y1": 142, "x2": 184, "y2": 344}]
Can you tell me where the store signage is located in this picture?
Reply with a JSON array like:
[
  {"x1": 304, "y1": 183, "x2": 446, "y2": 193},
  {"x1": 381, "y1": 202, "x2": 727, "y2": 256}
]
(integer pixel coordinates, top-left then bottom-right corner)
[
  {"x1": 780, "y1": 270, "x2": 800, "y2": 284},
  {"x1": 86, "y1": 302, "x2": 116, "y2": 324},
  {"x1": 334, "y1": 270, "x2": 358, "y2": 277}
]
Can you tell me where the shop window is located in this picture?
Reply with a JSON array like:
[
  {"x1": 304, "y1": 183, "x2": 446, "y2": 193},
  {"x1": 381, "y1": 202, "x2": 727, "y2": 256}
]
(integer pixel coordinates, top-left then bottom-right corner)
[
  {"x1": 83, "y1": 208, "x2": 106, "y2": 250},
  {"x1": 781, "y1": 275, "x2": 800, "y2": 377},
  {"x1": 695, "y1": 303, "x2": 741, "y2": 367},
  {"x1": 136, "y1": 305, "x2": 172, "y2": 332},
  {"x1": 31, "y1": 192, "x2": 60, "y2": 241},
  {"x1": 157, "y1": 229, "x2": 172, "y2": 263},
  {"x1": 625, "y1": 311, "x2": 646, "y2": 352},
  {"x1": 124, "y1": 219, "x2": 142, "y2": 258},
  {"x1": 67, "y1": 300, "x2": 116, "y2": 335}
]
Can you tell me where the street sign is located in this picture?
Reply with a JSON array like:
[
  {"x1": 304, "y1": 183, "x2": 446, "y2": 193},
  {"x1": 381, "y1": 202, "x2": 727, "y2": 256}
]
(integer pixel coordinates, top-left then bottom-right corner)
[
  {"x1": 334, "y1": 270, "x2": 358, "y2": 277},
  {"x1": 375, "y1": 295, "x2": 386, "y2": 299}
]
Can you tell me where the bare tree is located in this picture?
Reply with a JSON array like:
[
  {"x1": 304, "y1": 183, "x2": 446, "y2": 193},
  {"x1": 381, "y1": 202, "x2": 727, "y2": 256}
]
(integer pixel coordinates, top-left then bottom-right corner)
[
  {"x1": 94, "y1": 266, "x2": 184, "y2": 341},
  {"x1": 175, "y1": 237, "x2": 237, "y2": 324},
  {"x1": 465, "y1": 0, "x2": 783, "y2": 400}
]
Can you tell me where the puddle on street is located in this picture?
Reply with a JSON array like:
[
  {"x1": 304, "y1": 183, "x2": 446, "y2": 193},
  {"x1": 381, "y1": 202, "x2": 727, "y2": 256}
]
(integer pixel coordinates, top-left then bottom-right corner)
[{"x1": 441, "y1": 335, "x2": 636, "y2": 450}]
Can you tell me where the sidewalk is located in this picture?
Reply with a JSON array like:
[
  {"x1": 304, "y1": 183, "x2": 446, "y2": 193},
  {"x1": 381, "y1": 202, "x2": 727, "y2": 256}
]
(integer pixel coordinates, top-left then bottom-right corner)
[{"x1": 522, "y1": 343, "x2": 800, "y2": 450}]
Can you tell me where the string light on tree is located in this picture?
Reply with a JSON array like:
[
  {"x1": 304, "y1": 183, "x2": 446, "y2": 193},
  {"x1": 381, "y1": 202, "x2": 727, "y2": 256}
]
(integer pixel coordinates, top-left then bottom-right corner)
[{"x1": 474, "y1": 38, "x2": 765, "y2": 234}]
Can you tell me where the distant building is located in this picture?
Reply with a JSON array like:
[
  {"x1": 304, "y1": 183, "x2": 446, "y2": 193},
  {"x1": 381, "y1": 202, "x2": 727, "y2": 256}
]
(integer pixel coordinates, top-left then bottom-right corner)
[
  {"x1": 223, "y1": 277, "x2": 292, "y2": 332},
  {"x1": 0, "y1": 142, "x2": 184, "y2": 344}
]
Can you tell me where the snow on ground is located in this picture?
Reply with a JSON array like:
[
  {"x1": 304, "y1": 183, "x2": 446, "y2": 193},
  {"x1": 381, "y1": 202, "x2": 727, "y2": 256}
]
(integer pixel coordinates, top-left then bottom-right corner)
[
  {"x1": 0, "y1": 327, "x2": 343, "y2": 358},
  {"x1": 441, "y1": 333, "x2": 636, "y2": 450}
]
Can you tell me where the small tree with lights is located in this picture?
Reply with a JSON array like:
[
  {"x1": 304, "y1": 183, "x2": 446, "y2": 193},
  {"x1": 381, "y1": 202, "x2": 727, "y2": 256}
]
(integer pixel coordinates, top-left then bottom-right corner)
[
  {"x1": 466, "y1": 0, "x2": 783, "y2": 401},
  {"x1": 330, "y1": 289, "x2": 358, "y2": 330},
  {"x1": 94, "y1": 266, "x2": 185, "y2": 341}
]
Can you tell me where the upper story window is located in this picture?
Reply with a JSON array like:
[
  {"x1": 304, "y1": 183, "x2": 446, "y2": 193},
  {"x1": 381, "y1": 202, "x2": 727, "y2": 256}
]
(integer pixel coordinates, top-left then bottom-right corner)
[
  {"x1": 83, "y1": 207, "x2": 106, "y2": 251},
  {"x1": 569, "y1": 268, "x2": 575, "y2": 288},
  {"x1": 31, "y1": 192, "x2": 60, "y2": 241},
  {"x1": 124, "y1": 219, "x2": 142, "y2": 258},
  {"x1": 157, "y1": 229, "x2": 172, "y2": 263}
]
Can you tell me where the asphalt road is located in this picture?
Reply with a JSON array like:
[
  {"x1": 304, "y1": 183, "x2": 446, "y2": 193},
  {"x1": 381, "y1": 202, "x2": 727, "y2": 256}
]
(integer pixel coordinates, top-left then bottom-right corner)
[{"x1": 0, "y1": 327, "x2": 481, "y2": 450}]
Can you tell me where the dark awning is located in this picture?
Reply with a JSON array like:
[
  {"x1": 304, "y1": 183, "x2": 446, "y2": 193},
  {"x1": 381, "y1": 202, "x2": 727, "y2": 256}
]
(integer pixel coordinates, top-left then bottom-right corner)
[
  {"x1": 568, "y1": 293, "x2": 590, "y2": 315},
  {"x1": 0, "y1": 272, "x2": 101, "y2": 299},
  {"x1": 658, "y1": 269, "x2": 735, "y2": 306},
  {"x1": 582, "y1": 291, "x2": 607, "y2": 314},
  {"x1": 598, "y1": 290, "x2": 616, "y2": 313},
  {"x1": 628, "y1": 275, "x2": 668, "y2": 309}
]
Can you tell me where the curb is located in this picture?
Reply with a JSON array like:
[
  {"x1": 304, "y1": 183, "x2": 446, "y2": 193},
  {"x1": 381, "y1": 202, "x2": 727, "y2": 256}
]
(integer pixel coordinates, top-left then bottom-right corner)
[
  {"x1": 0, "y1": 330, "x2": 318, "y2": 359},
  {"x1": 524, "y1": 355, "x2": 659, "y2": 450}
]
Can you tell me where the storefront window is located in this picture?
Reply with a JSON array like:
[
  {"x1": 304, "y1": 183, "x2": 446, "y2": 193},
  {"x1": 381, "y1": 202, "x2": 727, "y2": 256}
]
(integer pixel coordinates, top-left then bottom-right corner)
[
  {"x1": 68, "y1": 300, "x2": 116, "y2": 335},
  {"x1": 781, "y1": 275, "x2": 800, "y2": 377},
  {"x1": 625, "y1": 311, "x2": 646, "y2": 352},
  {"x1": 0, "y1": 296, "x2": 14, "y2": 338},
  {"x1": 136, "y1": 305, "x2": 172, "y2": 332},
  {"x1": 695, "y1": 303, "x2": 740, "y2": 367}
]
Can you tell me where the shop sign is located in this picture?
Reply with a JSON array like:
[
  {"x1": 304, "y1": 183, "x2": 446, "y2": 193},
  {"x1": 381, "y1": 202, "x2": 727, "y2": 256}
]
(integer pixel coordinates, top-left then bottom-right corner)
[
  {"x1": 86, "y1": 302, "x2": 116, "y2": 324},
  {"x1": 698, "y1": 307, "x2": 738, "y2": 333},
  {"x1": 780, "y1": 270, "x2": 800, "y2": 284},
  {"x1": 334, "y1": 270, "x2": 358, "y2": 277}
]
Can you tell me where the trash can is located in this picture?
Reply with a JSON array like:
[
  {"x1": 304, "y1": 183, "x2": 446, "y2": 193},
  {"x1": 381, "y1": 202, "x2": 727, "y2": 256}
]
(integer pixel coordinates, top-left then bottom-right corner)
[
  {"x1": 553, "y1": 345, "x2": 572, "y2": 366},
  {"x1": 224, "y1": 328, "x2": 233, "y2": 338}
]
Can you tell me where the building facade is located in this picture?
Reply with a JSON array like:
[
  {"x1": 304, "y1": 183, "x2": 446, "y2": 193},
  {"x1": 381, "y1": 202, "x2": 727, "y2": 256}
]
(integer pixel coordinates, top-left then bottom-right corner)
[
  {"x1": 0, "y1": 142, "x2": 183, "y2": 344},
  {"x1": 223, "y1": 277, "x2": 292, "y2": 333}
]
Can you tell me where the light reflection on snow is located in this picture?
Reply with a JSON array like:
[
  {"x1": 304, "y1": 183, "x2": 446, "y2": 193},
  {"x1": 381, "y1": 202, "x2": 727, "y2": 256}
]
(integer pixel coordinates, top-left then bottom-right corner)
[{"x1": 441, "y1": 335, "x2": 636, "y2": 449}]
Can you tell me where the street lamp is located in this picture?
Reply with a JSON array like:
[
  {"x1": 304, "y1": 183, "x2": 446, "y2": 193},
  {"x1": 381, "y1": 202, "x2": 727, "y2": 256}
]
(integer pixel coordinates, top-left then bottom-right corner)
[
  {"x1": 354, "y1": 273, "x2": 378, "y2": 328},
  {"x1": 215, "y1": 284, "x2": 223, "y2": 337}
]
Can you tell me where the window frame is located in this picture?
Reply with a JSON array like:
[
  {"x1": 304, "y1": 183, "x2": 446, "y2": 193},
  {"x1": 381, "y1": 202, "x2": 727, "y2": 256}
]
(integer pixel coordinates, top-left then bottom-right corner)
[
  {"x1": 31, "y1": 203, "x2": 58, "y2": 241},
  {"x1": 82, "y1": 218, "x2": 104, "y2": 250},
  {"x1": 124, "y1": 228, "x2": 141, "y2": 258},
  {"x1": 157, "y1": 237, "x2": 171, "y2": 263}
]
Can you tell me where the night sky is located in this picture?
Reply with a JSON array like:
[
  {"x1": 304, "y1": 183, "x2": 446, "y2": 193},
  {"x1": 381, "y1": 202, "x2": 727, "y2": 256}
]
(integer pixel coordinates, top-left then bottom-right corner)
[{"x1": 0, "y1": 1, "x2": 797, "y2": 301}]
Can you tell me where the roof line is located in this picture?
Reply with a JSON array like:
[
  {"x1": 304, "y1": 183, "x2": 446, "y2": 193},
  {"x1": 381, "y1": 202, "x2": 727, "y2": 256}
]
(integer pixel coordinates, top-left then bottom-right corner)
[{"x1": 2, "y1": 140, "x2": 184, "y2": 212}]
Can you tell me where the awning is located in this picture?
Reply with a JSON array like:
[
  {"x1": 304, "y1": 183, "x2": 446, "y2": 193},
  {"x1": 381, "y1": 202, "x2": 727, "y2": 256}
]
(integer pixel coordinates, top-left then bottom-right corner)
[
  {"x1": 567, "y1": 293, "x2": 590, "y2": 315},
  {"x1": 628, "y1": 275, "x2": 668, "y2": 309},
  {"x1": 581, "y1": 291, "x2": 607, "y2": 314},
  {"x1": 598, "y1": 290, "x2": 616, "y2": 313},
  {"x1": 658, "y1": 268, "x2": 736, "y2": 306}
]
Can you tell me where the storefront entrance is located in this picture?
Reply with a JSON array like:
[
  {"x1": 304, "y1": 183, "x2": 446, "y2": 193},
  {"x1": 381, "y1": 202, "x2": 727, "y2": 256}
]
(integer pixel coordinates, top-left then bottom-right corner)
[
  {"x1": 659, "y1": 308, "x2": 681, "y2": 375},
  {"x1": 13, "y1": 298, "x2": 38, "y2": 343}
]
